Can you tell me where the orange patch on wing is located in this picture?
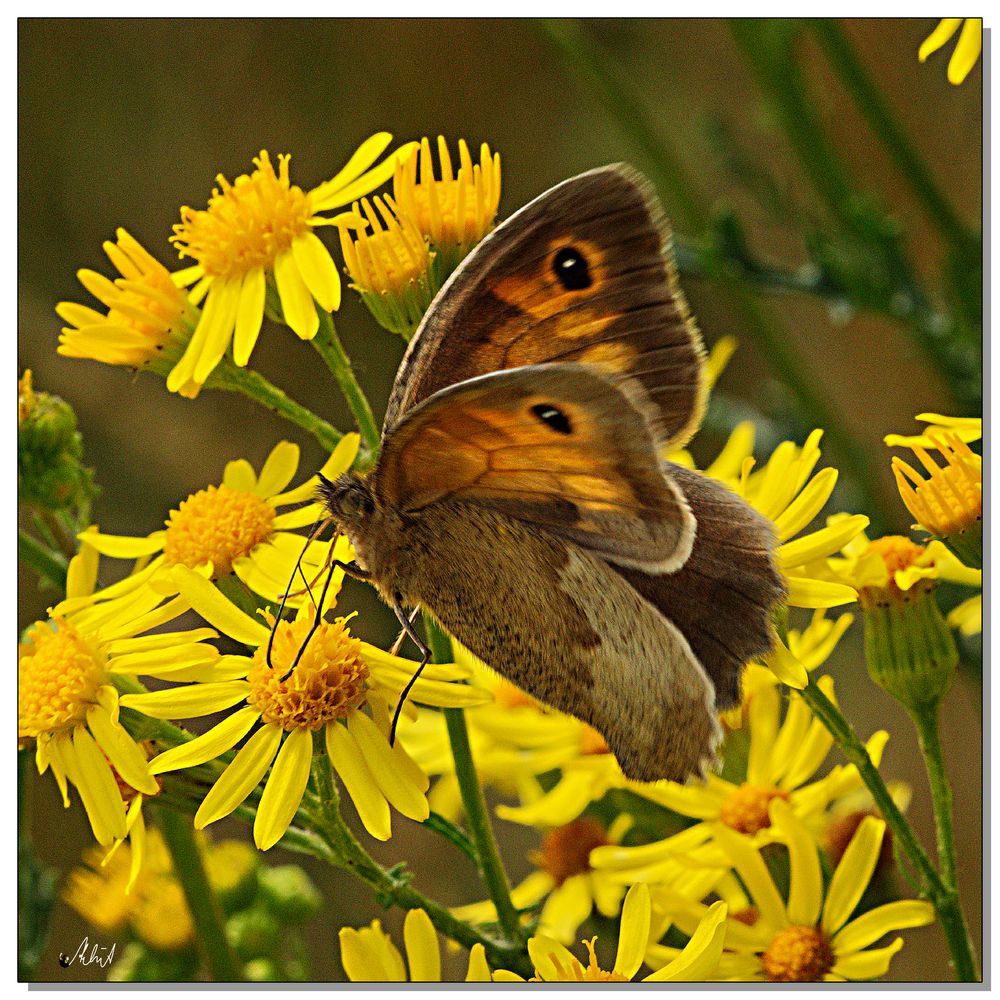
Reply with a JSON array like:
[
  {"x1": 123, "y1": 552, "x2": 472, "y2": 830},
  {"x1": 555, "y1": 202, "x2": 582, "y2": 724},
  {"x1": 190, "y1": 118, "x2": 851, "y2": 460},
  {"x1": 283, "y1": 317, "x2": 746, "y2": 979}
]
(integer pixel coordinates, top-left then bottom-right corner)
[{"x1": 577, "y1": 339, "x2": 637, "y2": 372}]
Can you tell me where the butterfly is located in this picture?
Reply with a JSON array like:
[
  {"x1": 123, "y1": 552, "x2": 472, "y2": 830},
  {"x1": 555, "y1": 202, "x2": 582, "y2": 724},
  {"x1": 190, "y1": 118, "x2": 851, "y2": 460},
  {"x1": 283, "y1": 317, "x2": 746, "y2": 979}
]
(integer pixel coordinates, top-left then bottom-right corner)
[{"x1": 318, "y1": 164, "x2": 785, "y2": 782}]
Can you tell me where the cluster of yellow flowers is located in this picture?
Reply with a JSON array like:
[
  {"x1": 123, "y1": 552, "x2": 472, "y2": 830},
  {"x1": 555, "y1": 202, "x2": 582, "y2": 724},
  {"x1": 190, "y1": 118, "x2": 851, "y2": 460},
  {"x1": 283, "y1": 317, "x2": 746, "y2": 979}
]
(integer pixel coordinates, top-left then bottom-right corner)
[{"x1": 22, "y1": 122, "x2": 980, "y2": 982}]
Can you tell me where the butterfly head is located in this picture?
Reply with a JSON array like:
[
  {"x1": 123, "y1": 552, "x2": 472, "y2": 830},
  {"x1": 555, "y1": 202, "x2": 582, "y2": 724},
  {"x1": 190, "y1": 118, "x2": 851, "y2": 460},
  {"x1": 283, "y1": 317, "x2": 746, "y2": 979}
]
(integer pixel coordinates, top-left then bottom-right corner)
[{"x1": 317, "y1": 471, "x2": 375, "y2": 535}]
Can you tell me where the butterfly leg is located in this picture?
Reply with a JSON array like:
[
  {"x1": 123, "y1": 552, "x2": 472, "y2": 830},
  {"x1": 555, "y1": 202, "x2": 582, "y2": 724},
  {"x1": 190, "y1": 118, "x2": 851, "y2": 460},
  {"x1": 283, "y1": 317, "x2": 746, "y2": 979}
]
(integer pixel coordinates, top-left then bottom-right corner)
[{"x1": 389, "y1": 595, "x2": 431, "y2": 746}]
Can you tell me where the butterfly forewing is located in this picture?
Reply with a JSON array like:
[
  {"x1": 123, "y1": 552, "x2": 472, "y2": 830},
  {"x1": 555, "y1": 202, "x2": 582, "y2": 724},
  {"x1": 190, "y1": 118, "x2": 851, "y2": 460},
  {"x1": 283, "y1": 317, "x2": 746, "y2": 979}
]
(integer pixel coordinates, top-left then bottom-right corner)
[{"x1": 383, "y1": 164, "x2": 706, "y2": 452}]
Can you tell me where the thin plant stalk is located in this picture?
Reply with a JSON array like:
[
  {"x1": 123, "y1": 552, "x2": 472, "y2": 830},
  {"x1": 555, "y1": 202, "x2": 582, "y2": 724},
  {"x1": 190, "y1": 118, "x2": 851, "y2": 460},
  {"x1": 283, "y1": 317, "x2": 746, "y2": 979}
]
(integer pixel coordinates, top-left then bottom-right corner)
[
  {"x1": 423, "y1": 615, "x2": 526, "y2": 949},
  {"x1": 156, "y1": 807, "x2": 244, "y2": 982}
]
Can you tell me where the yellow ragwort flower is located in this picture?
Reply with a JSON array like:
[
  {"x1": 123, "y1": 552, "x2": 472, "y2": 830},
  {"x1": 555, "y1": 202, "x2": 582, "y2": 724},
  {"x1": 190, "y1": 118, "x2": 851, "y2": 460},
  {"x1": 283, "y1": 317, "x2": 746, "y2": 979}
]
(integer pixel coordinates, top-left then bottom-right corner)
[
  {"x1": 56, "y1": 230, "x2": 203, "y2": 397},
  {"x1": 590, "y1": 678, "x2": 889, "y2": 883},
  {"x1": 340, "y1": 909, "x2": 491, "y2": 982},
  {"x1": 18, "y1": 542, "x2": 218, "y2": 846},
  {"x1": 338, "y1": 194, "x2": 436, "y2": 337},
  {"x1": 648, "y1": 801, "x2": 934, "y2": 981},
  {"x1": 919, "y1": 18, "x2": 982, "y2": 84},
  {"x1": 167, "y1": 133, "x2": 416, "y2": 393},
  {"x1": 393, "y1": 136, "x2": 501, "y2": 272},
  {"x1": 889, "y1": 417, "x2": 982, "y2": 567},
  {"x1": 123, "y1": 569, "x2": 488, "y2": 848},
  {"x1": 493, "y1": 884, "x2": 729, "y2": 982},
  {"x1": 61, "y1": 436, "x2": 360, "y2": 617}
]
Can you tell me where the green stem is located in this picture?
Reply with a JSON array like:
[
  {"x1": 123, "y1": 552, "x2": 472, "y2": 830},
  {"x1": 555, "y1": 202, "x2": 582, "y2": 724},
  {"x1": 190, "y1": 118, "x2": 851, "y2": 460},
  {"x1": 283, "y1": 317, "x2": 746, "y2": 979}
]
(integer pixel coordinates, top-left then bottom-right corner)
[
  {"x1": 423, "y1": 617, "x2": 526, "y2": 948},
  {"x1": 18, "y1": 529, "x2": 68, "y2": 593},
  {"x1": 910, "y1": 708, "x2": 958, "y2": 892},
  {"x1": 156, "y1": 807, "x2": 243, "y2": 982},
  {"x1": 204, "y1": 358, "x2": 347, "y2": 457},
  {"x1": 811, "y1": 19, "x2": 977, "y2": 253},
  {"x1": 310, "y1": 753, "x2": 533, "y2": 978},
  {"x1": 311, "y1": 310, "x2": 381, "y2": 460},
  {"x1": 800, "y1": 678, "x2": 978, "y2": 980}
]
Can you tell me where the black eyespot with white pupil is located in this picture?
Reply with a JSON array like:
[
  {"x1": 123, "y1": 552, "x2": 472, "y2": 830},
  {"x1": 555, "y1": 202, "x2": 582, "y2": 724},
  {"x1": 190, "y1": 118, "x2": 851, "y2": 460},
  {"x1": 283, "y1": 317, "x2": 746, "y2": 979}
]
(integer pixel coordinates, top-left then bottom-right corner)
[
  {"x1": 552, "y1": 246, "x2": 592, "y2": 291},
  {"x1": 531, "y1": 403, "x2": 572, "y2": 435}
]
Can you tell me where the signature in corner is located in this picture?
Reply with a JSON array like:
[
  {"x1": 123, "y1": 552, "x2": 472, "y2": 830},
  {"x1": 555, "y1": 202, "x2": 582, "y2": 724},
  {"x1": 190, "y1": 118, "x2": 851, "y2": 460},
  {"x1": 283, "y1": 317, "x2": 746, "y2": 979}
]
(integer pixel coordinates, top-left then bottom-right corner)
[{"x1": 58, "y1": 937, "x2": 116, "y2": 970}]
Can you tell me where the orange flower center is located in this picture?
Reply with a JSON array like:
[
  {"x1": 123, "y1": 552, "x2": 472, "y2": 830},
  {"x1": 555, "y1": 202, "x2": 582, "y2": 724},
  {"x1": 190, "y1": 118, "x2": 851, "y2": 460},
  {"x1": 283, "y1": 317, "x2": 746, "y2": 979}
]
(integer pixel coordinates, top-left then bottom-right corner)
[
  {"x1": 762, "y1": 925, "x2": 834, "y2": 982},
  {"x1": 535, "y1": 818, "x2": 610, "y2": 886},
  {"x1": 719, "y1": 784, "x2": 790, "y2": 835},
  {"x1": 162, "y1": 484, "x2": 275, "y2": 578},
  {"x1": 339, "y1": 195, "x2": 430, "y2": 296},
  {"x1": 579, "y1": 724, "x2": 611, "y2": 756},
  {"x1": 247, "y1": 615, "x2": 369, "y2": 731},
  {"x1": 171, "y1": 151, "x2": 313, "y2": 280},
  {"x1": 18, "y1": 617, "x2": 106, "y2": 739},
  {"x1": 865, "y1": 535, "x2": 925, "y2": 577}
]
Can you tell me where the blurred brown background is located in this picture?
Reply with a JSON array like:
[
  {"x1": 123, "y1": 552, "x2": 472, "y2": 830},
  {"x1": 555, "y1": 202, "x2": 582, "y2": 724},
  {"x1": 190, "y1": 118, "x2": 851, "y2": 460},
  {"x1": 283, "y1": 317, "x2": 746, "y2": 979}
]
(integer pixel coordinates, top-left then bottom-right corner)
[{"x1": 18, "y1": 18, "x2": 981, "y2": 982}]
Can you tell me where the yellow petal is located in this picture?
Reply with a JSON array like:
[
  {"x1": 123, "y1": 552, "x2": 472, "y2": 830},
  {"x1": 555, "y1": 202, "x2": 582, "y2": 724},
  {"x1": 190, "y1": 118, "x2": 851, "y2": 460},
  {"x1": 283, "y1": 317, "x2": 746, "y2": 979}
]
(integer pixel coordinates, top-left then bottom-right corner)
[
  {"x1": 403, "y1": 909, "x2": 441, "y2": 981},
  {"x1": 309, "y1": 133, "x2": 394, "y2": 210},
  {"x1": 919, "y1": 18, "x2": 962, "y2": 61},
  {"x1": 149, "y1": 706, "x2": 261, "y2": 774},
  {"x1": 822, "y1": 815, "x2": 886, "y2": 933},
  {"x1": 274, "y1": 250, "x2": 318, "y2": 340},
  {"x1": 66, "y1": 534, "x2": 100, "y2": 599},
  {"x1": 233, "y1": 266, "x2": 266, "y2": 367},
  {"x1": 78, "y1": 531, "x2": 165, "y2": 559},
  {"x1": 195, "y1": 723, "x2": 282, "y2": 828},
  {"x1": 86, "y1": 704, "x2": 159, "y2": 795},
  {"x1": 347, "y1": 711, "x2": 429, "y2": 821},
  {"x1": 643, "y1": 900, "x2": 728, "y2": 982},
  {"x1": 255, "y1": 441, "x2": 300, "y2": 498},
  {"x1": 170, "y1": 564, "x2": 270, "y2": 646},
  {"x1": 292, "y1": 231, "x2": 341, "y2": 312},
  {"x1": 326, "y1": 722, "x2": 392, "y2": 840},
  {"x1": 778, "y1": 515, "x2": 869, "y2": 569},
  {"x1": 119, "y1": 680, "x2": 251, "y2": 719},
  {"x1": 832, "y1": 900, "x2": 935, "y2": 953},
  {"x1": 830, "y1": 938, "x2": 903, "y2": 980},
  {"x1": 527, "y1": 935, "x2": 583, "y2": 981},
  {"x1": 465, "y1": 943, "x2": 492, "y2": 982},
  {"x1": 613, "y1": 883, "x2": 650, "y2": 979},
  {"x1": 772, "y1": 467, "x2": 838, "y2": 543},
  {"x1": 223, "y1": 458, "x2": 257, "y2": 492},
  {"x1": 254, "y1": 726, "x2": 312, "y2": 850},
  {"x1": 762, "y1": 636, "x2": 809, "y2": 689},
  {"x1": 770, "y1": 799, "x2": 821, "y2": 927},
  {"x1": 784, "y1": 576, "x2": 858, "y2": 609},
  {"x1": 712, "y1": 824, "x2": 787, "y2": 931},
  {"x1": 70, "y1": 726, "x2": 128, "y2": 844}
]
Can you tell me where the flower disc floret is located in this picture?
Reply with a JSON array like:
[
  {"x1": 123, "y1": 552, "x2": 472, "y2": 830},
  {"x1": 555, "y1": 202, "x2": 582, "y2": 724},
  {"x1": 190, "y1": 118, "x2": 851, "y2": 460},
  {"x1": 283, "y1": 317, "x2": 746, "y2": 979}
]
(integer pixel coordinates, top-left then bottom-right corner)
[
  {"x1": 535, "y1": 818, "x2": 610, "y2": 886},
  {"x1": 171, "y1": 152, "x2": 312, "y2": 280},
  {"x1": 162, "y1": 484, "x2": 275, "y2": 577},
  {"x1": 247, "y1": 616, "x2": 369, "y2": 731},
  {"x1": 18, "y1": 618, "x2": 106, "y2": 738},
  {"x1": 762, "y1": 925, "x2": 834, "y2": 982},
  {"x1": 719, "y1": 785, "x2": 790, "y2": 836}
]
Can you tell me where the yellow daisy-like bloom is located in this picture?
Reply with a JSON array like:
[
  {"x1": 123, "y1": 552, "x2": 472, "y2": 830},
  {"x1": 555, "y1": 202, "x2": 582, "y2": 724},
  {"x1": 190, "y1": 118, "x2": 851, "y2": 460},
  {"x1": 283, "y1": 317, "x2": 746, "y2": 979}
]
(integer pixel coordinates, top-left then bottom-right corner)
[
  {"x1": 827, "y1": 528, "x2": 981, "y2": 636},
  {"x1": 493, "y1": 884, "x2": 729, "y2": 982},
  {"x1": 167, "y1": 133, "x2": 416, "y2": 394},
  {"x1": 60, "y1": 435, "x2": 360, "y2": 618},
  {"x1": 65, "y1": 830, "x2": 253, "y2": 952},
  {"x1": 18, "y1": 543, "x2": 220, "y2": 846},
  {"x1": 452, "y1": 815, "x2": 633, "y2": 946},
  {"x1": 891, "y1": 432, "x2": 981, "y2": 540},
  {"x1": 56, "y1": 229, "x2": 203, "y2": 398},
  {"x1": 338, "y1": 194, "x2": 437, "y2": 337},
  {"x1": 123, "y1": 567, "x2": 489, "y2": 848},
  {"x1": 340, "y1": 908, "x2": 491, "y2": 982},
  {"x1": 919, "y1": 18, "x2": 982, "y2": 84},
  {"x1": 648, "y1": 800, "x2": 934, "y2": 981},
  {"x1": 393, "y1": 136, "x2": 501, "y2": 271},
  {"x1": 590, "y1": 678, "x2": 889, "y2": 882}
]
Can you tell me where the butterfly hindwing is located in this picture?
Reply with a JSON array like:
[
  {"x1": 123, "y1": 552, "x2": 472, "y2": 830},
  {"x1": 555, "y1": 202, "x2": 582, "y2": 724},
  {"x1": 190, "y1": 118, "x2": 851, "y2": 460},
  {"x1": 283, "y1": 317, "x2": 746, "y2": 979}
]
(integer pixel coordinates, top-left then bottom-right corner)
[{"x1": 374, "y1": 363, "x2": 695, "y2": 573}]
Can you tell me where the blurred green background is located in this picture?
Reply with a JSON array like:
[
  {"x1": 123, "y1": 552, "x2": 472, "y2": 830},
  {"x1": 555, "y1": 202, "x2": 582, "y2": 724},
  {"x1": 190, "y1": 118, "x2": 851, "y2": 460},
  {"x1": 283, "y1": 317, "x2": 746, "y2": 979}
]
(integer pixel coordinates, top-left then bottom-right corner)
[{"x1": 18, "y1": 18, "x2": 981, "y2": 982}]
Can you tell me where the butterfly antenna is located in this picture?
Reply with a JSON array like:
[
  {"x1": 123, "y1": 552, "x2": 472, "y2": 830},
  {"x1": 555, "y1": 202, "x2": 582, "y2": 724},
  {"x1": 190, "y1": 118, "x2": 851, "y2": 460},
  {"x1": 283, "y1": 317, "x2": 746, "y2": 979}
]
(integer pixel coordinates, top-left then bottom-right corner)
[
  {"x1": 267, "y1": 516, "x2": 332, "y2": 671},
  {"x1": 389, "y1": 606, "x2": 421, "y2": 657},
  {"x1": 389, "y1": 598, "x2": 431, "y2": 746},
  {"x1": 280, "y1": 546, "x2": 340, "y2": 682}
]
